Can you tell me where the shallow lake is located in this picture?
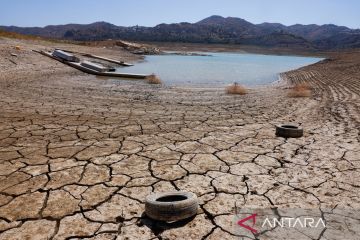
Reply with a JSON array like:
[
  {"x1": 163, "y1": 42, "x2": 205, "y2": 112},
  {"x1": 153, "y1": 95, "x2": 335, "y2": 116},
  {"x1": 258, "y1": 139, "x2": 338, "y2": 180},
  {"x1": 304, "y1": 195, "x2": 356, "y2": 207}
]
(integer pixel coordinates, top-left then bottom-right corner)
[{"x1": 121, "y1": 52, "x2": 322, "y2": 87}]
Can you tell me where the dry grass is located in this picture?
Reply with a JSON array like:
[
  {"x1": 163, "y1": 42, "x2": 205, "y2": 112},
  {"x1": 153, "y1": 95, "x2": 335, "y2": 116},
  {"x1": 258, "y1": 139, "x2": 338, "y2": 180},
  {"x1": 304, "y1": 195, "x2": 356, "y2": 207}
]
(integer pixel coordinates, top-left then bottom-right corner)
[
  {"x1": 226, "y1": 83, "x2": 247, "y2": 95},
  {"x1": 0, "y1": 29, "x2": 41, "y2": 40},
  {"x1": 146, "y1": 74, "x2": 162, "y2": 84},
  {"x1": 288, "y1": 82, "x2": 312, "y2": 97}
]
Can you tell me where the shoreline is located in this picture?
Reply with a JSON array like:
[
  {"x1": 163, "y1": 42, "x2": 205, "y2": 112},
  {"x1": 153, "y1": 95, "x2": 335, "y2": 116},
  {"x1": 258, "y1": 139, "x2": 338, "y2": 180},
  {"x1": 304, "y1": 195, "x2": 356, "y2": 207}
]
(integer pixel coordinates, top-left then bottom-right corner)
[{"x1": 143, "y1": 41, "x2": 334, "y2": 58}]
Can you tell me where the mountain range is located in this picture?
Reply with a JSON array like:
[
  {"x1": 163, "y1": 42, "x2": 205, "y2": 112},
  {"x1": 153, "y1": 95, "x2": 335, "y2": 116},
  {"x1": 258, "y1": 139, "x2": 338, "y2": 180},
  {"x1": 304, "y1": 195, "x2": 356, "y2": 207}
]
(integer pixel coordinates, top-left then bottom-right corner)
[{"x1": 2, "y1": 15, "x2": 360, "y2": 50}]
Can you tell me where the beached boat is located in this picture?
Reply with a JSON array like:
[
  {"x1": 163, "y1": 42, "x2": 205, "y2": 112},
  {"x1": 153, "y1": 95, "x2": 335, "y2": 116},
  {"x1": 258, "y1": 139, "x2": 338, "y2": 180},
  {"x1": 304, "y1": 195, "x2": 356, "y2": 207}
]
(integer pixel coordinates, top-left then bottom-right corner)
[
  {"x1": 81, "y1": 53, "x2": 134, "y2": 66},
  {"x1": 68, "y1": 60, "x2": 148, "y2": 78},
  {"x1": 55, "y1": 49, "x2": 134, "y2": 66},
  {"x1": 53, "y1": 49, "x2": 79, "y2": 62},
  {"x1": 81, "y1": 60, "x2": 109, "y2": 72},
  {"x1": 36, "y1": 50, "x2": 148, "y2": 79}
]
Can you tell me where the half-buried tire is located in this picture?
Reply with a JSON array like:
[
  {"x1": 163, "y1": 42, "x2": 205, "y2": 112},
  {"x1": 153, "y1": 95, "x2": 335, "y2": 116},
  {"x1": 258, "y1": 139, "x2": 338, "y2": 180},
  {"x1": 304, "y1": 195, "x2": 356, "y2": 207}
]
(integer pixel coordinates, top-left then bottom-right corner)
[
  {"x1": 145, "y1": 191, "x2": 199, "y2": 222},
  {"x1": 276, "y1": 124, "x2": 303, "y2": 138}
]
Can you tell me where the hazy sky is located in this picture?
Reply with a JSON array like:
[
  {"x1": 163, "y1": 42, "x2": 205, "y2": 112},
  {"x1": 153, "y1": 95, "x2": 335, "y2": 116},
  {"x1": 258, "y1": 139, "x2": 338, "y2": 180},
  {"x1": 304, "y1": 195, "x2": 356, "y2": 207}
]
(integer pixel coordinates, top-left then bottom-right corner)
[{"x1": 1, "y1": 0, "x2": 359, "y2": 29}]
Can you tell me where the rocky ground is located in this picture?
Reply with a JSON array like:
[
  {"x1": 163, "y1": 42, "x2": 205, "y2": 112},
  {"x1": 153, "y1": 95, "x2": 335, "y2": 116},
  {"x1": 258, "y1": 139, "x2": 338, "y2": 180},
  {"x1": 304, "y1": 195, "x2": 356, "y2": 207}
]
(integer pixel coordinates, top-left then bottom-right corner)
[{"x1": 0, "y1": 38, "x2": 359, "y2": 240}]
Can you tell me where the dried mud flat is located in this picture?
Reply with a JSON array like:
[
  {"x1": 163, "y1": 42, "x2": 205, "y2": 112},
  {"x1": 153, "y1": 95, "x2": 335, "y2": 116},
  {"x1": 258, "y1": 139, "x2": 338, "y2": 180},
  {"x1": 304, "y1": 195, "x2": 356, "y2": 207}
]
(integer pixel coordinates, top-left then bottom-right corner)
[{"x1": 0, "y1": 38, "x2": 359, "y2": 240}]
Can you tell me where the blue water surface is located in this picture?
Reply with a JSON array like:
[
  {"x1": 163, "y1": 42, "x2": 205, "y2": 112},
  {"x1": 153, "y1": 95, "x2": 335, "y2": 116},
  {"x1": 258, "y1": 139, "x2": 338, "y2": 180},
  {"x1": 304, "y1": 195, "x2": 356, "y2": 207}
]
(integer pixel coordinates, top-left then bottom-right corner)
[{"x1": 121, "y1": 52, "x2": 322, "y2": 87}]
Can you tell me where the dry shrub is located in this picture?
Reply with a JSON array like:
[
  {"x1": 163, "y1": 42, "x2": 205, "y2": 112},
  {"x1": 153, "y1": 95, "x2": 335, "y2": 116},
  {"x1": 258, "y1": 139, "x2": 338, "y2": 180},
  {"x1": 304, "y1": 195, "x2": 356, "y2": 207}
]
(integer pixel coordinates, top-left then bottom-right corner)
[
  {"x1": 146, "y1": 74, "x2": 162, "y2": 84},
  {"x1": 288, "y1": 82, "x2": 312, "y2": 97},
  {"x1": 226, "y1": 83, "x2": 247, "y2": 95}
]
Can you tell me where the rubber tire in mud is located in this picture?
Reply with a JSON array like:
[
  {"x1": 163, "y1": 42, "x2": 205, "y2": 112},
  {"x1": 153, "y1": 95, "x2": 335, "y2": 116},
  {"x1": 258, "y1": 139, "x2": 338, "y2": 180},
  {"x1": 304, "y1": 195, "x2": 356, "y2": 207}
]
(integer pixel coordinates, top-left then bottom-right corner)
[
  {"x1": 276, "y1": 125, "x2": 303, "y2": 138},
  {"x1": 145, "y1": 192, "x2": 199, "y2": 222}
]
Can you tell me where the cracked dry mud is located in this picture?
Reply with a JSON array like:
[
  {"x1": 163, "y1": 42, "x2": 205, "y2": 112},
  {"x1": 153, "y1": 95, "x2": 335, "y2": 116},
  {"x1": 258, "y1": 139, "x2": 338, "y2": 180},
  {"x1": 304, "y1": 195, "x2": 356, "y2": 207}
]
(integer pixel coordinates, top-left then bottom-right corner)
[{"x1": 0, "y1": 39, "x2": 359, "y2": 239}]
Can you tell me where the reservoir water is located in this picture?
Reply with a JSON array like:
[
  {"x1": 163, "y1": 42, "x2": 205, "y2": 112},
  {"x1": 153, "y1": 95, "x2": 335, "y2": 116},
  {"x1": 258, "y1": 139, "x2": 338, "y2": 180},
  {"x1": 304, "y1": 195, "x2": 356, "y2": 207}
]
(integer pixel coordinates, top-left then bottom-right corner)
[{"x1": 122, "y1": 52, "x2": 322, "y2": 87}]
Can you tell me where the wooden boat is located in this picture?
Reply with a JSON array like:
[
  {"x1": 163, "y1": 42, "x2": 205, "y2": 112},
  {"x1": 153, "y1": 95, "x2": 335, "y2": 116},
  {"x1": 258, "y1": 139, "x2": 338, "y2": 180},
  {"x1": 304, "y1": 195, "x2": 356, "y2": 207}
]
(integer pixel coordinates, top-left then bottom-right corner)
[
  {"x1": 36, "y1": 50, "x2": 148, "y2": 79},
  {"x1": 81, "y1": 60, "x2": 109, "y2": 72},
  {"x1": 81, "y1": 53, "x2": 134, "y2": 66},
  {"x1": 53, "y1": 49, "x2": 78, "y2": 62},
  {"x1": 55, "y1": 49, "x2": 134, "y2": 66}
]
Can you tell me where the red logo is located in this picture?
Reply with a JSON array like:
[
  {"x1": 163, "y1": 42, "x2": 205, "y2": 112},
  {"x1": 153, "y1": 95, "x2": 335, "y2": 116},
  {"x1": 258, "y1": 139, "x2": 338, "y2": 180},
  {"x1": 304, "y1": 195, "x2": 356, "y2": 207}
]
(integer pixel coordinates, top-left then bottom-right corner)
[{"x1": 237, "y1": 213, "x2": 258, "y2": 233}]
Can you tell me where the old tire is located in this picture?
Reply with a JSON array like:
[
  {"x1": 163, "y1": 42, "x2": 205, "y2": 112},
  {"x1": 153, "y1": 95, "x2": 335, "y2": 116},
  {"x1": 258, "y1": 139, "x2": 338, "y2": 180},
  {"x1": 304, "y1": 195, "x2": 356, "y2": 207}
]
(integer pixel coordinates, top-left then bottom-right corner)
[
  {"x1": 276, "y1": 124, "x2": 303, "y2": 138},
  {"x1": 145, "y1": 192, "x2": 199, "y2": 222}
]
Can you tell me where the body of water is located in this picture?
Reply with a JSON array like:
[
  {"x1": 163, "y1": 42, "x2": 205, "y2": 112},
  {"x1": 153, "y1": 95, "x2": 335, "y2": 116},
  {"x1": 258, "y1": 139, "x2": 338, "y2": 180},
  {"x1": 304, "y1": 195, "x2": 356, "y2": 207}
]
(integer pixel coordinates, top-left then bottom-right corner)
[{"x1": 121, "y1": 52, "x2": 322, "y2": 87}]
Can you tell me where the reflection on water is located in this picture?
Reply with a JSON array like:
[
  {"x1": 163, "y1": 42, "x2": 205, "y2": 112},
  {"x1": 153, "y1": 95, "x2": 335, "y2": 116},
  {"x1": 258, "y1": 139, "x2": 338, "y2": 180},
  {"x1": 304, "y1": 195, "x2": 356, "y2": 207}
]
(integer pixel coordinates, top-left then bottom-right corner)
[{"x1": 119, "y1": 52, "x2": 322, "y2": 87}]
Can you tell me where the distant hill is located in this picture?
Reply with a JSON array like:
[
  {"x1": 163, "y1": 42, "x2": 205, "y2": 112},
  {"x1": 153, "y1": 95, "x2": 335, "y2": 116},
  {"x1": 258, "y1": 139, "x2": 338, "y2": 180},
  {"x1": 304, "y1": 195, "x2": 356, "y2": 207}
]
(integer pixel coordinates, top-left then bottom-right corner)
[{"x1": 2, "y1": 15, "x2": 360, "y2": 50}]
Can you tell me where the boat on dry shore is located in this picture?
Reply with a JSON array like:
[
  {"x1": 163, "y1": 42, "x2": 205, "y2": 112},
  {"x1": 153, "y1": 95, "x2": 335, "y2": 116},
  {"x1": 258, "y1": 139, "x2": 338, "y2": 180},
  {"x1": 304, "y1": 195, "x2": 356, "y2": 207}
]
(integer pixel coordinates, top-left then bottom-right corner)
[
  {"x1": 82, "y1": 54, "x2": 134, "y2": 67},
  {"x1": 55, "y1": 49, "x2": 134, "y2": 66},
  {"x1": 34, "y1": 50, "x2": 149, "y2": 79}
]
